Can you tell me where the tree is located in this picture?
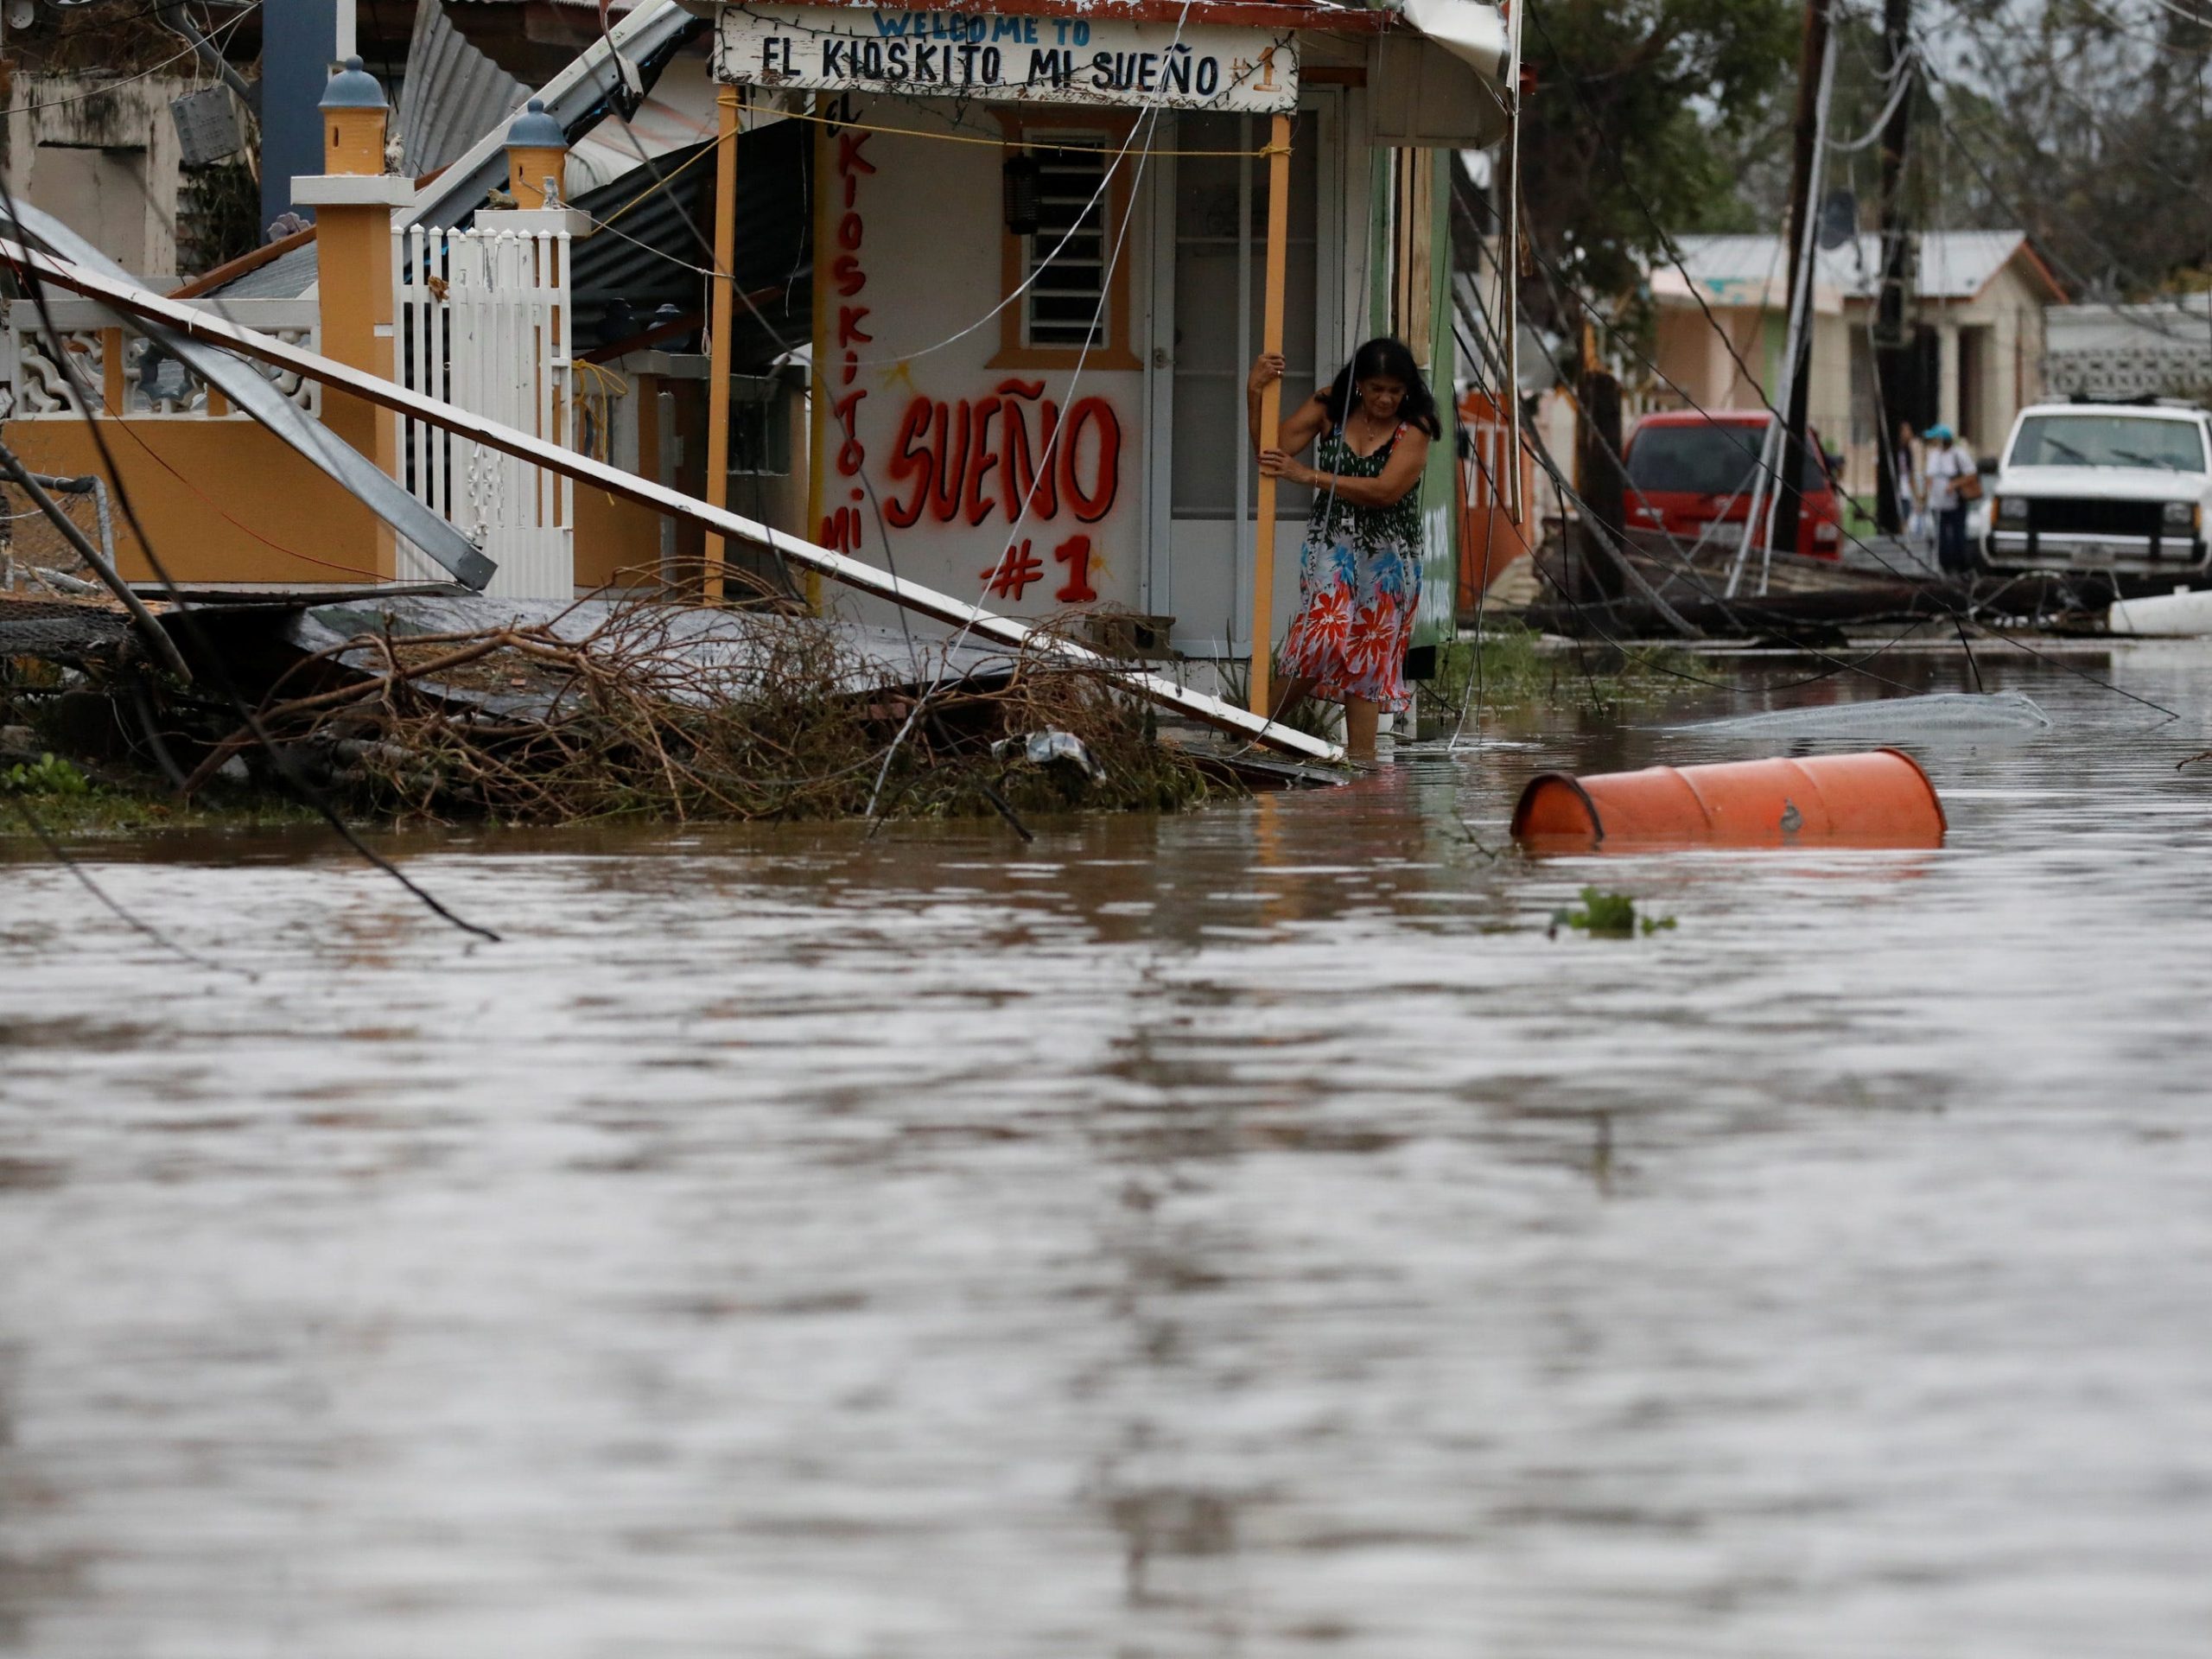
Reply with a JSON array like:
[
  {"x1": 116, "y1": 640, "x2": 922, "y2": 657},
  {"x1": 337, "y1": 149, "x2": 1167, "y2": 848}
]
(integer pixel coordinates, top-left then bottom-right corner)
[
  {"x1": 1515, "y1": 0, "x2": 1801, "y2": 327},
  {"x1": 1930, "y1": 1, "x2": 2212, "y2": 299}
]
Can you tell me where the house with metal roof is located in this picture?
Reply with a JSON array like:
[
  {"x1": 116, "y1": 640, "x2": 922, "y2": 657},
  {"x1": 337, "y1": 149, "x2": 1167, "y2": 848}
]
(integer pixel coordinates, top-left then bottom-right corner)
[
  {"x1": 1646, "y1": 230, "x2": 2066, "y2": 486},
  {"x1": 5, "y1": 0, "x2": 1510, "y2": 712}
]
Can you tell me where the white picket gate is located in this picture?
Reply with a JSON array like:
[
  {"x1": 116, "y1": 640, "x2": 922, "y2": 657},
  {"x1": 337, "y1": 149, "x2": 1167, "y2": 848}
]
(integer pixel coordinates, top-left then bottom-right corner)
[{"x1": 392, "y1": 225, "x2": 575, "y2": 596}]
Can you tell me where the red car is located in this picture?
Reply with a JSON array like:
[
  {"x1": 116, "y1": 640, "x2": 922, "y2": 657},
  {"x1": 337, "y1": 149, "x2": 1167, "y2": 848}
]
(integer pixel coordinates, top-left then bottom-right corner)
[{"x1": 1621, "y1": 410, "x2": 1845, "y2": 561}]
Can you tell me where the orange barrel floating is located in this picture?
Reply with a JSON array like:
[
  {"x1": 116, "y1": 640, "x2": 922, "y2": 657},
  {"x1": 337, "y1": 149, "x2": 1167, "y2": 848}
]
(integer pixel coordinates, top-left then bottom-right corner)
[{"x1": 1511, "y1": 749, "x2": 1946, "y2": 852}]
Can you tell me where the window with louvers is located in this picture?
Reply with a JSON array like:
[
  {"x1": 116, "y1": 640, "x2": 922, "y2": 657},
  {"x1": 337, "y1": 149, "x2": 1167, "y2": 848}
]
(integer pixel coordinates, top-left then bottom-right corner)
[{"x1": 1025, "y1": 138, "x2": 1110, "y2": 350}]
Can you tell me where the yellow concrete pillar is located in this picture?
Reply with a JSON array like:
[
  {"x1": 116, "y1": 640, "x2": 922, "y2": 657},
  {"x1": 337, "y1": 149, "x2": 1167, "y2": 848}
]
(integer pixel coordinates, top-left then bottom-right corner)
[
  {"x1": 322, "y1": 57, "x2": 388, "y2": 176},
  {"x1": 505, "y1": 99, "x2": 570, "y2": 211},
  {"x1": 292, "y1": 56, "x2": 414, "y2": 579}
]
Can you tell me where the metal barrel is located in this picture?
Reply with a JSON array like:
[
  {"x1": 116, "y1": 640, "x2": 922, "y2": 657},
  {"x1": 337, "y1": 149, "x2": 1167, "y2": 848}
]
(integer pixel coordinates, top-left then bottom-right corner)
[{"x1": 1510, "y1": 749, "x2": 1946, "y2": 851}]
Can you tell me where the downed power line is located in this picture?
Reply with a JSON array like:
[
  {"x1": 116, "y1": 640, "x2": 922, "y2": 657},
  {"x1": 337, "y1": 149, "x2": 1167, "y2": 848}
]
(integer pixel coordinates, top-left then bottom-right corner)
[{"x1": 0, "y1": 234, "x2": 1344, "y2": 765}]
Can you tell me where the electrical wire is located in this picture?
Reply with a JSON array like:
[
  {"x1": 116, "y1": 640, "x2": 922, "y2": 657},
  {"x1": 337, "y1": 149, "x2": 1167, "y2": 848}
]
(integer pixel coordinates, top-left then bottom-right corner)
[
  {"x1": 860, "y1": 0, "x2": 1212, "y2": 816},
  {"x1": 1516, "y1": 0, "x2": 2184, "y2": 720},
  {"x1": 13, "y1": 0, "x2": 260, "y2": 118},
  {"x1": 0, "y1": 171, "x2": 507, "y2": 944}
]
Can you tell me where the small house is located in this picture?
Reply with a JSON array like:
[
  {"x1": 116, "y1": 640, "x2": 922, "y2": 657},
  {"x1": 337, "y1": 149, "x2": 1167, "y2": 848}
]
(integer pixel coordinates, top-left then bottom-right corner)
[
  {"x1": 3, "y1": 0, "x2": 1510, "y2": 704},
  {"x1": 1648, "y1": 230, "x2": 2065, "y2": 483}
]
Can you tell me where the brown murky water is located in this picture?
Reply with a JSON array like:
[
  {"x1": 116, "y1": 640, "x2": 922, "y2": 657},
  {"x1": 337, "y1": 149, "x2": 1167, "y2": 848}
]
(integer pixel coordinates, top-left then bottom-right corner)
[{"x1": 4, "y1": 644, "x2": 2211, "y2": 1656}]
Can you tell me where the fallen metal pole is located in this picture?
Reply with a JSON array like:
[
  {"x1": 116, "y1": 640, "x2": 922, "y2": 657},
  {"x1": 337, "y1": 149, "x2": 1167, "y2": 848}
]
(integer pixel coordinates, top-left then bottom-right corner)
[
  {"x1": 0, "y1": 237, "x2": 1343, "y2": 763},
  {"x1": 0, "y1": 439, "x2": 195, "y2": 683},
  {"x1": 0, "y1": 199, "x2": 495, "y2": 589}
]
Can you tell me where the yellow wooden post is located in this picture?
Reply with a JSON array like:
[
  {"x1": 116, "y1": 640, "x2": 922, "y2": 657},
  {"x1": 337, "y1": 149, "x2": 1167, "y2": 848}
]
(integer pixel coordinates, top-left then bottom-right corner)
[
  {"x1": 804, "y1": 102, "x2": 832, "y2": 614},
  {"x1": 100, "y1": 328, "x2": 124, "y2": 415},
  {"x1": 703, "y1": 86, "x2": 742, "y2": 601},
  {"x1": 1248, "y1": 111, "x2": 1293, "y2": 718}
]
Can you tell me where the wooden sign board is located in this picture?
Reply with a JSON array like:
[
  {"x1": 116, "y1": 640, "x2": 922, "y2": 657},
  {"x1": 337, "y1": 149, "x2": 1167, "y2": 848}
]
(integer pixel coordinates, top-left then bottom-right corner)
[{"x1": 715, "y1": 5, "x2": 1299, "y2": 111}]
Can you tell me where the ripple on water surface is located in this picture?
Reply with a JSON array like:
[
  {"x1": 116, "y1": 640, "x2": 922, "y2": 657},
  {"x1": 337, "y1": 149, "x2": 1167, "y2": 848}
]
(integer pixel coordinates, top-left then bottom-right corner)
[{"x1": 3, "y1": 648, "x2": 2210, "y2": 1656}]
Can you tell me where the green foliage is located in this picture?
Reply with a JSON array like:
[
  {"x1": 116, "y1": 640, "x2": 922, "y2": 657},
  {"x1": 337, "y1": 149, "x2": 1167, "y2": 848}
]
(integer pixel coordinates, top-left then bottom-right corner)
[
  {"x1": 1695, "y1": 1, "x2": 2212, "y2": 303},
  {"x1": 1551, "y1": 886, "x2": 1678, "y2": 938},
  {"x1": 0, "y1": 747, "x2": 317, "y2": 837},
  {"x1": 1518, "y1": 0, "x2": 1800, "y2": 319},
  {"x1": 179, "y1": 160, "x2": 264, "y2": 278},
  {"x1": 1426, "y1": 625, "x2": 1698, "y2": 715},
  {"x1": 1, "y1": 753, "x2": 90, "y2": 798},
  {"x1": 1930, "y1": 2, "x2": 2212, "y2": 297},
  {"x1": 1217, "y1": 654, "x2": 1344, "y2": 743}
]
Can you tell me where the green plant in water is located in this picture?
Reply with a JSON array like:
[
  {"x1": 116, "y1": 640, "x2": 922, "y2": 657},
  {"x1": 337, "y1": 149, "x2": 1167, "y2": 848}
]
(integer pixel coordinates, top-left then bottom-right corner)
[
  {"x1": 1551, "y1": 886, "x2": 1677, "y2": 938},
  {"x1": 1217, "y1": 652, "x2": 1341, "y2": 742},
  {"x1": 1, "y1": 753, "x2": 91, "y2": 798},
  {"x1": 1427, "y1": 624, "x2": 1700, "y2": 718}
]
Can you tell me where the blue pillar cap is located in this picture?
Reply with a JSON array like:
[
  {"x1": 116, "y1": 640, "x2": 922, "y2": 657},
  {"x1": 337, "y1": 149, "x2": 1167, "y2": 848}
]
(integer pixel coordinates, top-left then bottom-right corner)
[
  {"x1": 320, "y1": 56, "x2": 388, "y2": 112},
  {"x1": 506, "y1": 99, "x2": 569, "y2": 150}
]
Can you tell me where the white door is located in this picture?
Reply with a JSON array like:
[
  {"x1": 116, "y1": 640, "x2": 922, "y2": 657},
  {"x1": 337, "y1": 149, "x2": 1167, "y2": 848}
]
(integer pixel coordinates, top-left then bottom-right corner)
[{"x1": 1144, "y1": 96, "x2": 1347, "y2": 660}]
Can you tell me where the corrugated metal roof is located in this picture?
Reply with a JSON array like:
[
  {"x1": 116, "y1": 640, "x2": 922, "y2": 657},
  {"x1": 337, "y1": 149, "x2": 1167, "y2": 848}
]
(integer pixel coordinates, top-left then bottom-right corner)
[
  {"x1": 563, "y1": 51, "x2": 721, "y2": 195},
  {"x1": 396, "y1": 0, "x2": 530, "y2": 180},
  {"x1": 404, "y1": 6, "x2": 717, "y2": 230},
  {"x1": 569, "y1": 118, "x2": 811, "y2": 368},
  {"x1": 202, "y1": 239, "x2": 321, "y2": 301},
  {"x1": 443, "y1": 0, "x2": 1386, "y2": 22},
  {"x1": 1664, "y1": 230, "x2": 2044, "y2": 304}
]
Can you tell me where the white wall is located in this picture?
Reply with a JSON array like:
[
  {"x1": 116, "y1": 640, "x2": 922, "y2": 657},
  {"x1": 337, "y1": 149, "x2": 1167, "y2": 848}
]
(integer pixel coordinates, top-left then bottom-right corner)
[
  {"x1": 4, "y1": 74, "x2": 198, "y2": 281},
  {"x1": 815, "y1": 98, "x2": 1148, "y2": 632}
]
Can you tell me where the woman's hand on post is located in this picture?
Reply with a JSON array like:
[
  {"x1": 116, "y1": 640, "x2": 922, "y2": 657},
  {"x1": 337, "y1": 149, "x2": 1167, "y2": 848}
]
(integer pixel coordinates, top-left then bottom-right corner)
[
  {"x1": 1246, "y1": 353, "x2": 1287, "y2": 396},
  {"x1": 1257, "y1": 448, "x2": 1303, "y2": 485}
]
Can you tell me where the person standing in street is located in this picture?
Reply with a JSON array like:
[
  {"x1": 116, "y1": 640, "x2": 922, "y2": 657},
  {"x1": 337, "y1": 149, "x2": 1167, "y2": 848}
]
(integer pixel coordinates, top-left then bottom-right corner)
[
  {"x1": 1921, "y1": 423, "x2": 1977, "y2": 576},
  {"x1": 1893, "y1": 418, "x2": 1920, "y2": 538},
  {"x1": 1249, "y1": 337, "x2": 1439, "y2": 761}
]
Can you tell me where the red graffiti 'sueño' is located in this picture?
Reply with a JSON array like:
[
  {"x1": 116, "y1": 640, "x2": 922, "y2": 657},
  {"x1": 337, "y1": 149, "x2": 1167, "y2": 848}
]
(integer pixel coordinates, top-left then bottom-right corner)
[{"x1": 886, "y1": 380, "x2": 1122, "y2": 529}]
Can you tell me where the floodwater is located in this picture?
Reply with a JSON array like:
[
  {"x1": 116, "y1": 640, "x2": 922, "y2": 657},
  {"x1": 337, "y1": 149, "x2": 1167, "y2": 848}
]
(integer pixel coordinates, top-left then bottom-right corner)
[{"x1": 3, "y1": 643, "x2": 2211, "y2": 1658}]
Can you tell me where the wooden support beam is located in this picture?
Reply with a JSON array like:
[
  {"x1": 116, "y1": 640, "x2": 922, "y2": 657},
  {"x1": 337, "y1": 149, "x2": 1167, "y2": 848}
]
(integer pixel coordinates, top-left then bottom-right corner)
[
  {"x1": 101, "y1": 327, "x2": 124, "y2": 416},
  {"x1": 0, "y1": 235, "x2": 1344, "y2": 764},
  {"x1": 1247, "y1": 110, "x2": 1292, "y2": 719},
  {"x1": 702, "y1": 86, "x2": 742, "y2": 601}
]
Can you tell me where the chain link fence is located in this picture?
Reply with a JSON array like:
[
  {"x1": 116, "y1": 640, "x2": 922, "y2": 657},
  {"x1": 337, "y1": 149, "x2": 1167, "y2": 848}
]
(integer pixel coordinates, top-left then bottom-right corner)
[{"x1": 0, "y1": 474, "x2": 114, "y2": 599}]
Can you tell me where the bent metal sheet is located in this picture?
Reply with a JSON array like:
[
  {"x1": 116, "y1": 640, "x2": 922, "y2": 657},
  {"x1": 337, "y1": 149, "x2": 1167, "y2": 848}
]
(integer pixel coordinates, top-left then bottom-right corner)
[{"x1": 714, "y1": 4, "x2": 1299, "y2": 112}]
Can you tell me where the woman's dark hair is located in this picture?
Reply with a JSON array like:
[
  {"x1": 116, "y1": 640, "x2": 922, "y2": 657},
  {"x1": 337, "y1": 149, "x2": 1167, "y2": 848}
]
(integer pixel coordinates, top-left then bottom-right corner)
[{"x1": 1317, "y1": 335, "x2": 1442, "y2": 440}]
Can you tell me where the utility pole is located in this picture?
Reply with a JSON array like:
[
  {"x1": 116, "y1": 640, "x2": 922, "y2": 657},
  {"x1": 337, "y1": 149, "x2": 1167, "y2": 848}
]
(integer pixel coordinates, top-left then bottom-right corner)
[
  {"x1": 1768, "y1": 0, "x2": 1833, "y2": 565},
  {"x1": 1872, "y1": 0, "x2": 1916, "y2": 536},
  {"x1": 1574, "y1": 321, "x2": 1627, "y2": 606}
]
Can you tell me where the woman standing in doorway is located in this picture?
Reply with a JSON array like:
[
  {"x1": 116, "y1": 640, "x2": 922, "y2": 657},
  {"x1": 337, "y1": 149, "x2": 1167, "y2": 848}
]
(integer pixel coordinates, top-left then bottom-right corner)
[{"x1": 1247, "y1": 336, "x2": 1440, "y2": 760}]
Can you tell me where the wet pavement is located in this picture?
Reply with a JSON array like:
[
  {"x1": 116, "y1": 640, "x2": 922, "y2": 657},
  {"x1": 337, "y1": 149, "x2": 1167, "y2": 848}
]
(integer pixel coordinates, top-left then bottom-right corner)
[{"x1": 3, "y1": 642, "x2": 2210, "y2": 1656}]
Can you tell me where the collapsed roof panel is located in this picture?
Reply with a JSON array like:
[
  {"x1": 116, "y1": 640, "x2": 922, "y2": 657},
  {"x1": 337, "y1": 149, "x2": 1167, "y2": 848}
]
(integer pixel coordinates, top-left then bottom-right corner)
[{"x1": 569, "y1": 119, "x2": 811, "y2": 367}]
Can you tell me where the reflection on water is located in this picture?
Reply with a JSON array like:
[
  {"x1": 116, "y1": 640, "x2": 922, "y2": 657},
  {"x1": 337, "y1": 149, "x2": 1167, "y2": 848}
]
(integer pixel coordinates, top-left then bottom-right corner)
[{"x1": 3, "y1": 645, "x2": 2211, "y2": 1656}]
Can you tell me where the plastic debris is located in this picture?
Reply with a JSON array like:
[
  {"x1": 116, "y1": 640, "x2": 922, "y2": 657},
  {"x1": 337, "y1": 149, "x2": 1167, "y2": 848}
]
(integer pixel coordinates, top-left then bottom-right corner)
[
  {"x1": 2107, "y1": 588, "x2": 2212, "y2": 638},
  {"x1": 995, "y1": 729, "x2": 1105, "y2": 782},
  {"x1": 1674, "y1": 690, "x2": 2050, "y2": 740}
]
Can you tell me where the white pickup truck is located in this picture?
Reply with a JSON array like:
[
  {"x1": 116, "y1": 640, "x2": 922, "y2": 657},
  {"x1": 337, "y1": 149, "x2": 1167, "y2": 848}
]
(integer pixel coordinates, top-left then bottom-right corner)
[{"x1": 1982, "y1": 402, "x2": 2212, "y2": 585}]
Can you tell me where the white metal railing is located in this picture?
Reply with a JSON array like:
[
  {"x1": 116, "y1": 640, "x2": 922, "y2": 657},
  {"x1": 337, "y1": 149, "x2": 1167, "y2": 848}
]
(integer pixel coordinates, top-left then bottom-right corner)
[
  {"x1": 392, "y1": 225, "x2": 574, "y2": 597},
  {"x1": 0, "y1": 296, "x2": 321, "y2": 419}
]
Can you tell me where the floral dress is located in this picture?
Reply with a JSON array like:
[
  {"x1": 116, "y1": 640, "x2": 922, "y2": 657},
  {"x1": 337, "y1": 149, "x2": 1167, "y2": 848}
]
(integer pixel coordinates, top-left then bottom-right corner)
[{"x1": 1279, "y1": 422, "x2": 1424, "y2": 711}]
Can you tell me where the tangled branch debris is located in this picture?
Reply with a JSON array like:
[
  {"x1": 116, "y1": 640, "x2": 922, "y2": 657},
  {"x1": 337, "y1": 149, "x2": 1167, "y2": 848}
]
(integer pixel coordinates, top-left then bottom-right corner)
[{"x1": 177, "y1": 590, "x2": 1218, "y2": 825}]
